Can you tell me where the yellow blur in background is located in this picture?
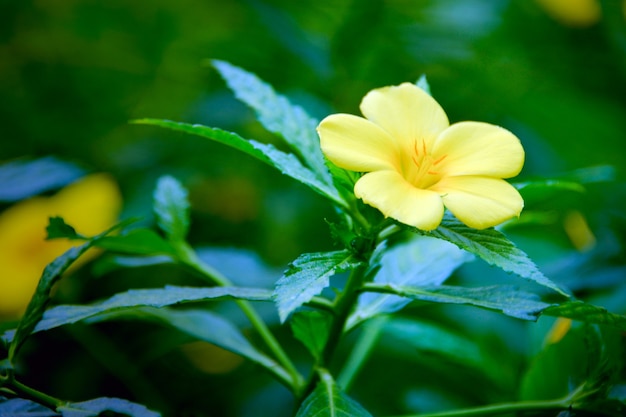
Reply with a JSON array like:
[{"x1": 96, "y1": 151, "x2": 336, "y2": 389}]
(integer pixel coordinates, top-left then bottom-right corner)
[{"x1": 0, "y1": 173, "x2": 122, "y2": 319}]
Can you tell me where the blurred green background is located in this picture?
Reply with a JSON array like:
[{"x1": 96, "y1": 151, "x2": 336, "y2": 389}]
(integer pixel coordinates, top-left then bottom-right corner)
[{"x1": 1, "y1": 0, "x2": 625, "y2": 416}]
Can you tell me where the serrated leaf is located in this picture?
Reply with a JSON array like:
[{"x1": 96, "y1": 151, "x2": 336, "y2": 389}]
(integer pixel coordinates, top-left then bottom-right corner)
[
  {"x1": 415, "y1": 74, "x2": 431, "y2": 95},
  {"x1": 46, "y1": 216, "x2": 85, "y2": 240},
  {"x1": 58, "y1": 397, "x2": 160, "y2": 417},
  {"x1": 543, "y1": 301, "x2": 626, "y2": 330},
  {"x1": 94, "y1": 229, "x2": 176, "y2": 256},
  {"x1": 348, "y1": 236, "x2": 471, "y2": 328},
  {"x1": 2, "y1": 286, "x2": 273, "y2": 343},
  {"x1": 0, "y1": 156, "x2": 85, "y2": 202},
  {"x1": 290, "y1": 311, "x2": 332, "y2": 360},
  {"x1": 296, "y1": 370, "x2": 372, "y2": 417},
  {"x1": 365, "y1": 284, "x2": 551, "y2": 321},
  {"x1": 274, "y1": 250, "x2": 361, "y2": 322},
  {"x1": 133, "y1": 119, "x2": 345, "y2": 208},
  {"x1": 212, "y1": 60, "x2": 332, "y2": 186},
  {"x1": 153, "y1": 176, "x2": 190, "y2": 242},
  {"x1": 422, "y1": 215, "x2": 569, "y2": 296}
]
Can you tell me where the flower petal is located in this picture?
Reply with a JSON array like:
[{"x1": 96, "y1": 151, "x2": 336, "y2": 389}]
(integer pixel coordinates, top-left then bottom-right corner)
[
  {"x1": 433, "y1": 176, "x2": 524, "y2": 229},
  {"x1": 432, "y1": 122, "x2": 524, "y2": 178},
  {"x1": 318, "y1": 113, "x2": 400, "y2": 171},
  {"x1": 360, "y1": 83, "x2": 449, "y2": 152},
  {"x1": 355, "y1": 171, "x2": 444, "y2": 230}
]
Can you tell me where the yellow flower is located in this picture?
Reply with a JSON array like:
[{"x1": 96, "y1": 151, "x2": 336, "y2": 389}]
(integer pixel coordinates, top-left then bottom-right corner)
[
  {"x1": 535, "y1": 0, "x2": 601, "y2": 28},
  {"x1": 0, "y1": 174, "x2": 122, "y2": 319},
  {"x1": 317, "y1": 83, "x2": 524, "y2": 231}
]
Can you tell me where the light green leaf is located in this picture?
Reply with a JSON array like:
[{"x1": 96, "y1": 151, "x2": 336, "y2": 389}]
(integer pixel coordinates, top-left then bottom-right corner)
[
  {"x1": 212, "y1": 60, "x2": 332, "y2": 186},
  {"x1": 290, "y1": 311, "x2": 332, "y2": 360},
  {"x1": 296, "y1": 370, "x2": 372, "y2": 417},
  {"x1": 274, "y1": 250, "x2": 361, "y2": 322},
  {"x1": 415, "y1": 74, "x2": 431, "y2": 95},
  {"x1": 423, "y1": 215, "x2": 569, "y2": 296},
  {"x1": 58, "y1": 397, "x2": 160, "y2": 417},
  {"x1": 543, "y1": 301, "x2": 626, "y2": 330},
  {"x1": 2, "y1": 286, "x2": 273, "y2": 343},
  {"x1": 363, "y1": 284, "x2": 550, "y2": 321},
  {"x1": 153, "y1": 176, "x2": 190, "y2": 242},
  {"x1": 348, "y1": 236, "x2": 471, "y2": 329},
  {"x1": 94, "y1": 229, "x2": 176, "y2": 256},
  {"x1": 132, "y1": 119, "x2": 344, "y2": 207}
]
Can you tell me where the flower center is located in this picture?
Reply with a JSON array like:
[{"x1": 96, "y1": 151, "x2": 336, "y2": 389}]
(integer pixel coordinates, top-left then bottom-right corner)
[{"x1": 405, "y1": 140, "x2": 447, "y2": 189}]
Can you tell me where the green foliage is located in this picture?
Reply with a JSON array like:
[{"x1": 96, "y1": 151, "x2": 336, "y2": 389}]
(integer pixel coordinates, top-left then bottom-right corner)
[
  {"x1": 290, "y1": 311, "x2": 332, "y2": 361},
  {"x1": 57, "y1": 397, "x2": 160, "y2": 417},
  {"x1": 543, "y1": 301, "x2": 626, "y2": 330},
  {"x1": 153, "y1": 176, "x2": 190, "y2": 242},
  {"x1": 46, "y1": 216, "x2": 85, "y2": 240}
]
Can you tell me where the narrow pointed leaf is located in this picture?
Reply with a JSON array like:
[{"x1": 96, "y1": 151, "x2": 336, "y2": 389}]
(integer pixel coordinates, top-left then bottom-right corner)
[
  {"x1": 415, "y1": 74, "x2": 431, "y2": 95},
  {"x1": 296, "y1": 370, "x2": 372, "y2": 417},
  {"x1": 132, "y1": 119, "x2": 344, "y2": 207},
  {"x1": 349, "y1": 236, "x2": 471, "y2": 328},
  {"x1": 543, "y1": 301, "x2": 626, "y2": 330},
  {"x1": 422, "y1": 215, "x2": 569, "y2": 296},
  {"x1": 153, "y1": 176, "x2": 190, "y2": 242},
  {"x1": 274, "y1": 250, "x2": 361, "y2": 322},
  {"x1": 2, "y1": 286, "x2": 273, "y2": 342},
  {"x1": 58, "y1": 397, "x2": 160, "y2": 417},
  {"x1": 363, "y1": 284, "x2": 551, "y2": 321},
  {"x1": 212, "y1": 60, "x2": 332, "y2": 186}
]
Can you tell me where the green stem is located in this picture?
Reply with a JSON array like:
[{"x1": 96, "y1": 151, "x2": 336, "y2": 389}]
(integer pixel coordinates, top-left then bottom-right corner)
[
  {"x1": 8, "y1": 378, "x2": 65, "y2": 410},
  {"x1": 176, "y1": 243, "x2": 305, "y2": 394}
]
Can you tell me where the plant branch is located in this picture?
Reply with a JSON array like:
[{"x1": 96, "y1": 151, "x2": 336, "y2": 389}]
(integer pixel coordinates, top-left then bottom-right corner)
[{"x1": 7, "y1": 378, "x2": 65, "y2": 410}]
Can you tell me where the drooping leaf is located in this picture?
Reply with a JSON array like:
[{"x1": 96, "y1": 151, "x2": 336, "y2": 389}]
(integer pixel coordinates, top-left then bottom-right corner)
[
  {"x1": 0, "y1": 396, "x2": 59, "y2": 416},
  {"x1": 274, "y1": 250, "x2": 361, "y2": 322},
  {"x1": 543, "y1": 301, "x2": 626, "y2": 330},
  {"x1": 422, "y1": 215, "x2": 569, "y2": 296},
  {"x1": 132, "y1": 119, "x2": 345, "y2": 207},
  {"x1": 290, "y1": 311, "x2": 332, "y2": 360},
  {"x1": 348, "y1": 236, "x2": 471, "y2": 329},
  {"x1": 212, "y1": 59, "x2": 332, "y2": 186},
  {"x1": 363, "y1": 284, "x2": 551, "y2": 321},
  {"x1": 58, "y1": 397, "x2": 160, "y2": 417},
  {"x1": 295, "y1": 370, "x2": 373, "y2": 417},
  {"x1": 153, "y1": 175, "x2": 190, "y2": 242},
  {"x1": 0, "y1": 156, "x2": 85, "y2": 202},
  {"x1": 46, "y1": 216, "x2": 85, "y2": 240},
  {"x1": 2, "y1": 286, "x2": 273, "y2": 343},
  {"x1": 94, "y1": 229, "x2": 176, "y2": 256}
]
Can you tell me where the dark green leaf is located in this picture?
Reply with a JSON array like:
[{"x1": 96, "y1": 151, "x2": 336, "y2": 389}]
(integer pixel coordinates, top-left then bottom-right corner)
[
  {"x1": 212, "y1": 60, "x2": 332, "y2": 186},
  {"x1": 349, "y1": 236, "x2": 471, "y2": 328},
  {"x1": 274, "y1": 250, "x2": 361, "y2": 322},
  {"x1": 92, "y1": 255, "x2": 174, "y2": 276},
  {"x1": 46, "y1": 216, "x2": 85, "y2": 240},
  {"x1": 133, "y1": 119, "x2": 344, "y2": 207},
  {"x1": 423, "y1": 215, "x2": 569, "y2": 296},
  {"x1": 2, "y1": 286, "x2": 273, "y2": 342},
  {"x1": 58, "y1": 397, "x2": 160, "y2": 417},
  {"x1": 296, "y1": 370, "x2": 372, "y2": 417},
  {"x1": 290, "y1": 311, "x2": 332, "y2": 360},
  {"x1": 543, "y1": 301, "x2": 626, "y2": 330},
  {"x1": 0, "y1": 156, "x2": 85, "y2": 202},
  {"x1": 94, "y1": 229, "x2": 176, "y2": 256},
  {"x1": 364, "y1": 284, "x2": 550, "y2": 321},
  {"x1": 153, "y1": 176, "x2": 190, "y2": 242}
]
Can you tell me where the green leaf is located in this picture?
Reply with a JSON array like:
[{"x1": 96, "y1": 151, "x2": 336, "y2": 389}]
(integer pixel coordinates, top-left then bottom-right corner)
[
  {"x1": 2, "y1": 286, "x2": 273, "y2": 342},
  {"x1": 423, "y1": 215, "x2": 569, "y2": 296},
  {"x1": 274, "y1": 250, "x2": 361, "y2": 322},
  {"x1": 364, "y1": 284, "x2": 550, "y2": 321},
  {"x1": 0, "y1": 396, "x2": 58, "y2": 416},
  {"x1": 133, "y1": 119, "x2": 344, "y2": 208},
  {"x1": 415, "y1": 74, "x2": 431, "y2": 95},
  {"x1": 348, "y1": 236, "x2": 471, "y2": 328},
  {"x1": 296, "y1": 370, "x2": 373, "y2": 417},
  {"x1": 46, "y1": 216, "x2": 85, "y2": 240},
  {"x1": 153, "y1": 175, "x2": 190, "y2": 242},
  {"x1": 58, "y1": 397, "x2": 160, "y2": 417},
  {"x1": 290, "y1": 311, "x2": 332, "y2": 360},
  {"x1": 212, "y1": 60, "x2": 332, "y2": 186},
  {"x1": 543, "y1": 301, "x2": 626, "y2": 330},
  {"x1": 94, "y1": 229, "x2": 176, "y2": 256}
]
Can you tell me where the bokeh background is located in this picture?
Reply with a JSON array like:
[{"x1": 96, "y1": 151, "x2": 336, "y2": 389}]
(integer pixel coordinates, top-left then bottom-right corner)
[{"x1": 1, "y1": 0, "x2": 625, "y2": 416}]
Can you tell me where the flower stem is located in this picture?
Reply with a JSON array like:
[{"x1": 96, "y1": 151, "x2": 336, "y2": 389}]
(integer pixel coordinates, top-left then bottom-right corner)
[
  {"x1": 7, "y1": 378, "x2": 65, "y2": 410},
  {"x1": 176, "y1": 243, "x2": 305, "y2": 394}
]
